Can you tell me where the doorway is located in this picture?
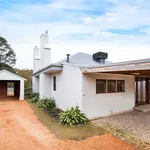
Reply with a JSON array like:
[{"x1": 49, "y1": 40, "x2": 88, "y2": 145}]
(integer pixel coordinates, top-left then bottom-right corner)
[
  {"x1": 0, "y1": 81, "x2": 7, "y2": 96},
  {"x1": 135, "y1": 77, "x2": 150, "y2": 106},
  {"x1": 7, "y1": 82, "x2": 14, "y2": 96}
]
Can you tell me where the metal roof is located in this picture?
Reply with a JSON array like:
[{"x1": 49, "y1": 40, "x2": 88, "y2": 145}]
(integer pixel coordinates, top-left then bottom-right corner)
[
  {"x1": 32, "y1": 52, "x2": 112, "y2": 76},
  {"x1": 82, "y1": 58, "x2": 150, "y2": 73},
  {"x1": 58, "y1": 52, "x2": 111, "y2": 67},
  {"x1": 0, "y1": 69, "x2": 26, "y2": 80},
  {"x1": 82, "y1": 58, "x2": 150, "y2": 69}
]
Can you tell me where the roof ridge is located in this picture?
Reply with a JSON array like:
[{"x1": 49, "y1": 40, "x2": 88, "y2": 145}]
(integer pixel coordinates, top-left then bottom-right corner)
[
  {"x1": 54, "y1": 52, "x2": 92, "y2": 65},
  {"x1": 0, "y1": 69, "x2": 26, "y2": 80}
]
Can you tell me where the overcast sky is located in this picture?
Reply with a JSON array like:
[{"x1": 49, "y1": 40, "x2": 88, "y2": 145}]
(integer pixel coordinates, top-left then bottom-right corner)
[{"x1": 1, "y1": 0, "x2": 150, "y2": 69}]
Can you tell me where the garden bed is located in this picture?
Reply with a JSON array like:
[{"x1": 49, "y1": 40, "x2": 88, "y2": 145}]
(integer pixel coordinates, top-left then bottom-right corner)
[
  {"x1": 26, "y1": 99, "x2": 150, "y2": 149},
  {"x1": 43, "y1": 107, "x2": 63, "y2": 121},
  {"x1": 27, "y1": 99, "x2": 105, "y2": 140}
]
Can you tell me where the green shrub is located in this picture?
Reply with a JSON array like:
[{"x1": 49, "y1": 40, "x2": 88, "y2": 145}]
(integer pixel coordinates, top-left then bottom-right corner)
[
  {"x1": 30, "y1": 93, "x2": 39, "y2": 103},
  {"x1": 30, "y1": 93, "x2": 39, "y2": 98},
  {"x1": 37, "y1": 99, "x2": 46, "y2": 108},
  {"x1": 37, "y1": 98, "x2": 56, "y2": 109},
  {"x1": 45, "y1": 98, "x2": 56, "y2": 108},
  {"x1": 25, "y1": 86, "x2": 32, "y2": 98},
  {"x1": 59, "y1": 106, "x2": 89, "y2": 126}
]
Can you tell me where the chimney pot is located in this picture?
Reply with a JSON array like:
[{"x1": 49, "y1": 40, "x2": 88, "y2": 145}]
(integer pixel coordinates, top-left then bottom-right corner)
[{"x1": 66, "y1": 54, "x2": 70, "y2": 62}]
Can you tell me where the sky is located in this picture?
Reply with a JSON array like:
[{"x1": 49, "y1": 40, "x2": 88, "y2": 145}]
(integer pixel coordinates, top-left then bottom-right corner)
[{"x1": 1, "y1": 0, "x2": 150, "y2": 69}]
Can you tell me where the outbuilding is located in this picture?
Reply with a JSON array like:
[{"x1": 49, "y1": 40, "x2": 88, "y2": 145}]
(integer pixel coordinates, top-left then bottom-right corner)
[{"x1": 0, "y1": 69, "x2": 25, "y2": 100}]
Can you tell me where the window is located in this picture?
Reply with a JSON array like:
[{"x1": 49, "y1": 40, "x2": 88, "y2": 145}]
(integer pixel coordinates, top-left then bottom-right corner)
[
  {"x1": 96, "y1": 79, "x2": 125, "y2": 94},
  {"x1": 107, "y1": 80, "x2": 116, "y2": 93},
  {"x1": 96, "y1": 79, "x2": 106, "y2": 94},
  {"x1": 53, "y1": 76, "x2": 56, "y2": 91},
  {"x1": 117, "y1": 80, "x2": 125, "y2": 92}
]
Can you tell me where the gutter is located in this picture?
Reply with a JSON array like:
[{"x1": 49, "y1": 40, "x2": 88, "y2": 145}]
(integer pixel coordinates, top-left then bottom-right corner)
[{"x1": 32, "y1": 64, "x2": 63, "y2": 76}]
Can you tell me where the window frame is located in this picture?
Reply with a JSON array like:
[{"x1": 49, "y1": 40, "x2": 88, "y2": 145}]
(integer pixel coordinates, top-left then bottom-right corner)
[
  {"x1": 96, "y1": 79, "x2": 106, "y2": 94},
  {"x1": 96, "y1": 79, "x2": 125, "y2": 94},
  {"x1": 117, "y1": 80, "x2": 125, "y2": 93},
  {"x1": 53, "y1": 76, "x2": 56, "y2": 91},
  {"x1": 107, "y1": 80, "x2": 117, "y2": 93}
]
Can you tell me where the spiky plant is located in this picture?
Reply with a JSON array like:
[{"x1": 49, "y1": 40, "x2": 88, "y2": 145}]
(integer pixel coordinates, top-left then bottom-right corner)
[
  {"x1": 59, "y1": 106, "x2": 89, "y2": 126},
  {"x1": 30, "y1": 93, "x2": 39, "y2": 103},
  {"x1": 37, "y1": 98, "x2": 55, "y2": 109}
]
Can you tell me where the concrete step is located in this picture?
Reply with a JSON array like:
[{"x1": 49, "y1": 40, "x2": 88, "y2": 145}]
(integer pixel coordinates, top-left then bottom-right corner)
[{"x1": 134, "y1": 104, "x2": 150, "y2": 112}]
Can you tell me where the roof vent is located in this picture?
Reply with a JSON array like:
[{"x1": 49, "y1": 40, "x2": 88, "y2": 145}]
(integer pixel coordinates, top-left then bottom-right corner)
[
  {"x1": 93, "y1": 51, "x2": 108, "y2": 63},
  {"x1": 66, "y1": 54, "x2": 70, "y2": 62}
]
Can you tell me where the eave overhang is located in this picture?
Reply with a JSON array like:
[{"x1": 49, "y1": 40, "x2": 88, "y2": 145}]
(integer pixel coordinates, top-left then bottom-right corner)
[
  {"x1": 82, "y1": 59, "x2": 150, "y2": 77},
  {"x1": 32, "y1": 64, "x2": 63, "y2": 76}
]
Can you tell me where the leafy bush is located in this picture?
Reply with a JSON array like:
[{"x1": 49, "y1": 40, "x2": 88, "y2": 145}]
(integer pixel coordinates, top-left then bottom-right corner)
[
  {"x1": 59, "y1": 106, "x2": 89, "y2": 126},
  {"x1": 30, "y1": 93, "x2": 39, "y2": 98},
  {"x1": 30, "y1": 93, "x2": 39, "y2": 103},
  {"x1": 45, "y1": 98, "x2": 56, "y2": 108},
  {"x1": 37, "y1": 98, "x2": 56, "y2": 109},
  {"x1": 37, "y1": 99, "x2": 46, "y2": 108},
  {"x1": 25, "y1": 86, "x2": 32, "y2": 98}
]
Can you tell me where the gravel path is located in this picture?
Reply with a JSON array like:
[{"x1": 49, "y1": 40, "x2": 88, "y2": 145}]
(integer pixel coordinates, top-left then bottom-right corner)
[{"x1": 93, "y1": 111, "x2": 150, "y2": 143}]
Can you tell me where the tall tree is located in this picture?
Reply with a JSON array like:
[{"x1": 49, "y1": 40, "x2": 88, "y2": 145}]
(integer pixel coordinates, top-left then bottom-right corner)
[
  {"x1": 0, "y1": 63, "x2": 16, "y2": 73},
  {"x1": 0, "y1": 36, "x2": 16, "y2": 66},
  {"x1": 15, "y1": 69, "x2": 33, "y2": 88}
]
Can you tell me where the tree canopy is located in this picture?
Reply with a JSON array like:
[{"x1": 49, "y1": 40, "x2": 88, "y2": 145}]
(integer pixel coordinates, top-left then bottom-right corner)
[
  {"x1": 0, "y1": 63, "x2": 16, "y2": 73},
  {"x1": 0, "y1": 36, "x2": 16, "y2": 66},
  {"x1": 15, "y1": 69, "x2": 33, "y2": 88},
  {"x1": 0, "y1": 36, "x2": 32, "y2": 88}
]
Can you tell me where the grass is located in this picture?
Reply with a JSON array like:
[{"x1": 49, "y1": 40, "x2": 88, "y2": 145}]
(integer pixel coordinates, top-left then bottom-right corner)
[{"x1": 27, "y1": 99, "x2": 105, "y2": 140}]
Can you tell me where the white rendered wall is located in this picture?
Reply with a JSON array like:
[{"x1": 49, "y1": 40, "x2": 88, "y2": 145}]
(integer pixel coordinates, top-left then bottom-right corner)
[
  {"x1": 32, "y1": 76, "x2": 39, "y2": 93},
  {"x1": 51, "y1": 65, "x2": 82, "y2": 110},
  {"x1": 40, "y1": 33, "x2": 51, "y2": 68},
  {"x1": 33, "y1": 46, "x2": 40, "y2": 73},
  {"x1": 19, "y1": 80, "x2": 24, "y2": 100},
  {"x1": 39, "y1": 73, "x2": 52, "y2": 99},
  {"x1": 39, "y1": 73, "x2": 44, "y2": 99},
  {"x1": 43, "y1": 48, "x2": 51, "y2": 67},
  {"x1": 82, "y1": 73, "x2": 135, "y2": 119}
]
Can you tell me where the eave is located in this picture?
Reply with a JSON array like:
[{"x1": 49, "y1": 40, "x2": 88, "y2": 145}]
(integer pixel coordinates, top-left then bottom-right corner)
[{"x1": 32, "y1": 64, "x2": 63, "y2": 76}]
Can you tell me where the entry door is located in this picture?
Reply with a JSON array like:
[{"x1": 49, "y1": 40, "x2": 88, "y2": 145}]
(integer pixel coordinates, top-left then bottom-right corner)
[
  {"x1": 0, "y1": 81, "x2": 7, "y2": 96},
  {"x1": 135, "y1": 77, "x2": 150, "y2": 106}
]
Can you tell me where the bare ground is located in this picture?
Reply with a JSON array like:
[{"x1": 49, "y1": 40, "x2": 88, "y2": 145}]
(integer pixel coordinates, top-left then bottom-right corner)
[{"x1": 0, "y1": 97, "x2": 136, "y2": 150}]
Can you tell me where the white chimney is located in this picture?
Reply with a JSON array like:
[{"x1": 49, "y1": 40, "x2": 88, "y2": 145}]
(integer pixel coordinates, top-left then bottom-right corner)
[
  {"x1": 40, "y1": 30, "x2": 51, "y2": 68},
  {"x1": 33, "y1": 46, "x2": 40, "y2": 73}
]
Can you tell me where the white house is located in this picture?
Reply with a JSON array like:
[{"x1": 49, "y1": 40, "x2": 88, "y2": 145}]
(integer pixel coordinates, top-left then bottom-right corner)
[{"x1": 32, "y1": 31, "x2": 150, "y2": 119}]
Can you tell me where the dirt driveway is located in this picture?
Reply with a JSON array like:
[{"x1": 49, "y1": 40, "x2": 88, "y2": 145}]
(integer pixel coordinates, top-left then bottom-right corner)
[{"x1": 0, "y1": 97, "x2": 136, "y2": 150}]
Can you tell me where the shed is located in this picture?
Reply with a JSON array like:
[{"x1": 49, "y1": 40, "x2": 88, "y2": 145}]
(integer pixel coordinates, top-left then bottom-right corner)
[{"x1": 0, "y1": 69, "x2": 26, "y2": 100}]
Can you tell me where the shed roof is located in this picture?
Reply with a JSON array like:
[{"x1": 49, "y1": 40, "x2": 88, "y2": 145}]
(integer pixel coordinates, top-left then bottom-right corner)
[{"x1": 0, "y1": 69, "x2": 26, "y2": 81}]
